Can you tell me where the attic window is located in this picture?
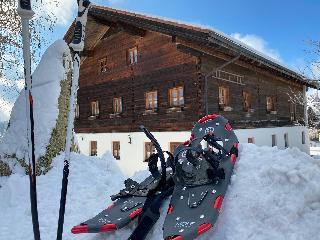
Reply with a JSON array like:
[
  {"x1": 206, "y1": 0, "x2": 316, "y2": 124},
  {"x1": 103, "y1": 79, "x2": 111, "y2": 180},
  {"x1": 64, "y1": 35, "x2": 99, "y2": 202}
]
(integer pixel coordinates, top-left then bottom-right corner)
[
  {"x1": 99, "y1": 57, "x2": 108, "y2": 73},
  {"x1": 127, "y1": 46, "x2": 138, "y2": 65}
]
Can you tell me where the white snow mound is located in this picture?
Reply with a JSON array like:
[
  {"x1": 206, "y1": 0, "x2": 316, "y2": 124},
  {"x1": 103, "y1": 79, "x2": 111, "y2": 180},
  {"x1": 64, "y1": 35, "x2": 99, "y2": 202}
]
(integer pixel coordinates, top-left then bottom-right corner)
[
  {"x1": 0, "y1": 39, "x2": 70, "y2": 160},
  {"x1": 0, "y1": 144, "x2": 320, "y2": 240}
]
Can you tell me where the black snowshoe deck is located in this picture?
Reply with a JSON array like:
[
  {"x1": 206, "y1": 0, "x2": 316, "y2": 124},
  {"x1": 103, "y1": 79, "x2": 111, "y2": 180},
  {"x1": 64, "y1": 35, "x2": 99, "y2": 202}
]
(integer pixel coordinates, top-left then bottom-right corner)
[
  {"x1": 163, "y1": 114, "x2": 239, "y2": 240},
  {"x1": 71, "y1": 172, "x2": 171, "y2": 234}
]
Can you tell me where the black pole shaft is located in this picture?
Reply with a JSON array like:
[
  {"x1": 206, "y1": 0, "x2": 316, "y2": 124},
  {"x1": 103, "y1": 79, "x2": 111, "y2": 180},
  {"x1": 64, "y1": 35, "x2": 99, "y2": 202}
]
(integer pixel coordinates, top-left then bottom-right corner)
[
  {"x1": 56, "y1": 161, "x2": 69, "y2": 240},
  {"x1": 29, "y1": 93, "x2": 41, "y2": 240}
]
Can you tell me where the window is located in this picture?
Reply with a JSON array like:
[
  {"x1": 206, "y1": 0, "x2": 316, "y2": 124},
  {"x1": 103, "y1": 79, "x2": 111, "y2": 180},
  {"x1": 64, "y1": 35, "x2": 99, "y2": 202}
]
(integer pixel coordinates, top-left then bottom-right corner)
[
  {"x1": 169, "y1": 86, "x2": 184, "y2": 107},
  {"x1": 266, "y1": 96, "x2": 275, "y2": 112},
  {"x1": 170, "y1": 142, "x2": 183, "y2": 153},
  {"x1": 113, "y1": 97, "x2": 122, "y2": 114},
  {"x1": 272, "y1": 134, "x2": 276, "y2": 147},
  {"x1": 219, "y1": 86, "x2": 229, "y2": 109},
  {"x1": 145, "y1": 91, "x2": 158, "y2": 111},
  {"x1": 302, "y1": 131, "x2": 305, "y2": 144},
  {"x1": 289, "y1": 101, "x2": 297, "y2": 121},
  {"x1": 243, "y1": 91, "x2": 251, "y2": 111},
  {"x1": 75, "y1": 103, "x2": 80, "y2": 119},
  {"x1": 112, "y1": 141, "x2": 120, "y2": 160},
  {"x1": 90, "y1": 141, "x2": 97, "y2": 156},
  {"x1": 248, "y1": 137, "x2": 254, "y2": 143},
  {"x1": 91, "y1": 100, "x2": 99, "y2": 116},
  {"x1": 127, "y1": 46, "x2": 138, "y2": 65},
  {"x1": 144, "y1": 142, "x2": 155, "y2": 162},
  {"x1": 284, "y1": 133, "x2": 289, "y2": 148},
  {"x1": 99, "y1": 57, "x2": 108, "y2": 73}
]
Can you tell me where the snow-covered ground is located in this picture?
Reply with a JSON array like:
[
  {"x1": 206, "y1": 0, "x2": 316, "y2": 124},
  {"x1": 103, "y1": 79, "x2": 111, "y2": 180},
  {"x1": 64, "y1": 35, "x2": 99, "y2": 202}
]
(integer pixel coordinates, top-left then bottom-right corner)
[{"x1": 1, "y1": 144, "x2": 320, "y2": 240}]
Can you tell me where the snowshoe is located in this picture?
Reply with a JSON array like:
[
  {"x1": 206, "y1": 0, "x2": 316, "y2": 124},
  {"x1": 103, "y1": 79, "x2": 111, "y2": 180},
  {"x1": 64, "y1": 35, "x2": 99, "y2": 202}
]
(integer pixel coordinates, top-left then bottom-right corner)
[
  {"x1": 163, "y1": 114, "x2": 238, "y2": 240},
  {"x1": 72, "y1": 126, "x2": 173, "y2": 235}
]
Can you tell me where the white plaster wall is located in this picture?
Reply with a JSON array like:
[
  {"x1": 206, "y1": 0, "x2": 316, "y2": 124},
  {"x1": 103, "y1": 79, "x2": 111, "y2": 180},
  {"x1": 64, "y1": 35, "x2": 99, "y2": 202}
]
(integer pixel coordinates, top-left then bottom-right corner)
[{"x1": 76, "y1": 126, "x2": 309, "y2": 176}]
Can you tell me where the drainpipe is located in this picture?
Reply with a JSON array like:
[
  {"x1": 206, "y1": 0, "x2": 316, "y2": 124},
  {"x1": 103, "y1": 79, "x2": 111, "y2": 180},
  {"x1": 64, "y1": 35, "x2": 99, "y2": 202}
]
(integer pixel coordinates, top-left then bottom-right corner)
[{"x1": 204, "y1": 54, "x2": 241, "y2": 115}]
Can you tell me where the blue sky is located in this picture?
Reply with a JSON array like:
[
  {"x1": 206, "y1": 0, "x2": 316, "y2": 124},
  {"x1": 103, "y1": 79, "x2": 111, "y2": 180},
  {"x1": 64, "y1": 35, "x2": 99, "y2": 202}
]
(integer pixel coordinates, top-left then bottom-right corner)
[{"x1": 52, "y1": 0, "x2": 320, "y2": 72}]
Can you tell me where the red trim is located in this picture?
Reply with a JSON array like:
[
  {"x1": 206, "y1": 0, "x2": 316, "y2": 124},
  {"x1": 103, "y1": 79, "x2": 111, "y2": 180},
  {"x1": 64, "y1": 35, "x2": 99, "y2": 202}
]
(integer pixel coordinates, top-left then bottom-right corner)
[
  {"x1": 129, "y1": 207, "x2": 143, "y2": 219},
  {"x1": 233, "y1": 143, "x2": 238, "y2": 148},
  {"x1": 167, "y1": 204, "x2": 174, "y2": 214},
  {"x1": 183, "y1": 140, "x2": 190, "y2": 146},
  {"x1": 183, "y1": 133, "x2": 195, "y2": 146},
  {"x1": 107, "y1": 203, "x2": 114, "y2": 209},
  {"x1": 198, "y1": 114, "x2": 218, "y2": 123},
  {"x1": 225, "y1": 122, "x2": 232, "y2": 131},
  {"x1": 231, "y1": 154, "x2": 237, "y2": 164},
  {"x1": 29, "y1": 93, "x2": 33, "y2": 104},
  {"x1": 71, "y1": 225, "x2": 88, "y2": 234},
  {"x1": 213, "y1": 195, "x2": 224, "y2": 210},
  {"x1": 167, "y1": 236, "x2": 183, "y2": 240},
  {"x1": 197, "y1": 223, "x2": 213, "y2": 235},
  {"x1": 100, "y1": 223, "x2": 117, "y2": 232}
]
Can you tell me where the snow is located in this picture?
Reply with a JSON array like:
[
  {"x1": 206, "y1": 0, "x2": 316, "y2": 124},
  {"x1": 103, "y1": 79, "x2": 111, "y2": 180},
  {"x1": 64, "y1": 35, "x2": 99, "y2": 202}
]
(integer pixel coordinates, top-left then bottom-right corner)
[
  {"x1": 0, "y1": 39, "x2": 71, "y2": 161},
  {"x1": 1, "y1": 144, "x2": 320, "y2": 240}
]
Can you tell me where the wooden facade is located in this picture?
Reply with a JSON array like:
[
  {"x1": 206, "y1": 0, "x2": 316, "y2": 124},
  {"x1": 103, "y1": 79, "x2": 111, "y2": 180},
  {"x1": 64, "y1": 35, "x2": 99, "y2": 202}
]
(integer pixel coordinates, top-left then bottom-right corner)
[{"x1": 64, "y1": 5, "x2": 314, "y2": 134}]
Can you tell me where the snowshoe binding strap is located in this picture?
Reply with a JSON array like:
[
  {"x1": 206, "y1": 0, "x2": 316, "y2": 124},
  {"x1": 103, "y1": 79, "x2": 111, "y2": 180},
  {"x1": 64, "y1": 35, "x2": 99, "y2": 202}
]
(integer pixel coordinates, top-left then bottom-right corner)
[
  {"x1": 203, "y1": 134, "x2": 230, "y2": 156},
  {"x1": 140, "y1": 125, "x2": 167, "y2": 189},
  {"x1": 126, "y1": 126, "x2": 173, "y2": 240}
]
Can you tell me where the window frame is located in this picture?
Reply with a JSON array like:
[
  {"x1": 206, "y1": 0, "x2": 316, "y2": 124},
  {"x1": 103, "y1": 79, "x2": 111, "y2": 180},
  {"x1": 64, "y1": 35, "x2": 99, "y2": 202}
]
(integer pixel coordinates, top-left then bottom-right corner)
[
  {"x1": 113, "y1": 97, "x2": 122, "y2": 114},
  {"x1": 302, "y1": 131, "x2": 305, "y2": 144},
  {"x1": 289, "y1": 101, "x2": 297, "y2": 121},
  {"x1": 99, "y1": 57, "x2": 108, "y2": 73},
  {"x1": 272, "y1": 134, "x2": 277, "y2": 147},
  {"x1": 75, "y1": 103, "x2": 80, "y2": 119},
  {"x1": 145, "y1": 91, "x2": 158, "y2": 111},
  {"x1": 266, "y1": 96, "x2": 275, "y2": 112},
  {"x1": 112, "y1": 141, "x2": 120, "y2": 160},
  {"x1": 127, "y1": 46, "x2": 138, "y2": 65},
  {"x1": 90, "y1": 100, "x2": 99, "y2": 116},
  {"x1": 284, "y1": 133, "x2": 289, "y2": 148},
  {"x1": 90, "y1": 141, "x2": 97, "y2": 156},
  {"x1": 169, "y1": 86, "x2": 184, "y2": 107},
  {"x1": 169, "y1": 142, "x2": 184, "y2": 154},
  {"x1": 219, "y1": 86, "x2": 230, "y2": 109},
  {"x1": 144, "y1": 142, "x2": 155, "y2": 162},
  {"x1": 243, "y1": 91, "x2": 252, "y2": 112}
]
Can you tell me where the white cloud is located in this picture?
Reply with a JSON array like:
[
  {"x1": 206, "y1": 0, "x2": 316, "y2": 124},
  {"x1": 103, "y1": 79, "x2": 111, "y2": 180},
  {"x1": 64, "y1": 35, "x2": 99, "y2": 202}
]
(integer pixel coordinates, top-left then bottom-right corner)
[
  {"x1": 37, "y1": 0, "x2": 76, "y2": 26},
  {"x1": 231, "y1": 33, "x2": 282, "y2": 63}
]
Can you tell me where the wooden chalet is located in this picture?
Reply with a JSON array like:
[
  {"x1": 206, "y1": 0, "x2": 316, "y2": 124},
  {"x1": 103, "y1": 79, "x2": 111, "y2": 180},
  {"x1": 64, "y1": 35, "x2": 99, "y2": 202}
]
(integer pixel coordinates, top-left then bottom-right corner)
[{"x1": 64, "y1": 5, "x2": 314, "y2": 135}]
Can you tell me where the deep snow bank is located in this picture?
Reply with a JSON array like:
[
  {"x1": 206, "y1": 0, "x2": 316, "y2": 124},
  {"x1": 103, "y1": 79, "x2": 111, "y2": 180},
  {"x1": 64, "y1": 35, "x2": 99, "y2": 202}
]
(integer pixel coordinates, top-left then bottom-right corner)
[
  {"x1": 0, "y1": 40, "x2": 70, "y2": 161},
  {"x1": 1, "y1": 144, "x2": 320, "y2": 240}
]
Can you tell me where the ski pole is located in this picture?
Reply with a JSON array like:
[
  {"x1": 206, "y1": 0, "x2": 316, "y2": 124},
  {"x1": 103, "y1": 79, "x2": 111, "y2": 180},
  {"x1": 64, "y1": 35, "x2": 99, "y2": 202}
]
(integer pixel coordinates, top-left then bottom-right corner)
[
  {"x1": 17, "y1": 1, "x2": 41, "y2": 239},
  {"x1": 56, "y1": 1, "x2": 91, "y2": 239}
]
